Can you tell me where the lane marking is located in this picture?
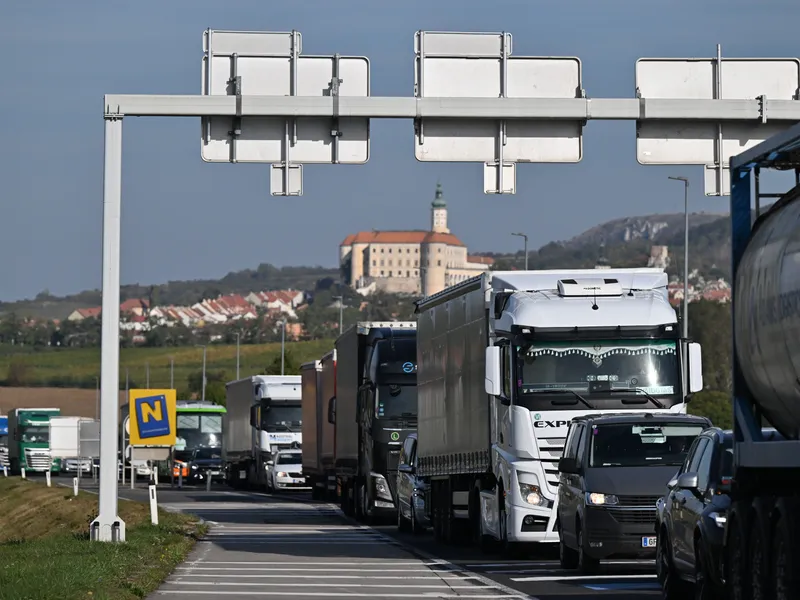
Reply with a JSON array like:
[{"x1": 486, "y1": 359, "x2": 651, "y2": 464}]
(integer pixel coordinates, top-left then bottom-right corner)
[{"x1": 511, "y1": 574, "x2": 658, "y2": 582}]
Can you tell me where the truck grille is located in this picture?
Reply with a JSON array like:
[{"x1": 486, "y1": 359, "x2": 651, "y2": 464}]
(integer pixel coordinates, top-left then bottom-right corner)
[
  {"x1": 0, "y1": 448, "x2": 8, "y2": 468},
  {"x1": 537, "y1": 437, "x2": 565, "y2": 492},
  {"x1": 24, "y1": 449, "x2": 52, "y2": 470},
  {"x1": 617, "y1": 495, "x2": 661, "y2": 508},
  {"x1": 606, "y1": 507, "x2": 658, "y2": 524}
]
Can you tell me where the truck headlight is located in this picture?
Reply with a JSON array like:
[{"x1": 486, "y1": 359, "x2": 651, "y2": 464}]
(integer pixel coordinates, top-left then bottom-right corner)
[
  {"x1": 519, "y1": 482, "x2": 548, "y2": 506},
  {"x1": 586, "y1": 492, "x2": 619, "y2": 506}
]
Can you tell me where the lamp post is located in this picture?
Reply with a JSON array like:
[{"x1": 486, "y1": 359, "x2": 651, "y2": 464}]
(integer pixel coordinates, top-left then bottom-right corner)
[
  {"x1": 234, "y1": 331, "x2": 241, "y2": 380},
  {"x1": 197, "y1": 345, "x2": 207, "y2": 402},
  {"x1": 169, "y1": 356, "x2": 174, "y2": 389},
  {"x1": 668, "y1": 176, "x2": 690, "y2": 340},
  {"x1": 511, "y1": 232, "x2": 529, "y2": 270},
  {"x1": 332, "y1": 295, "x2": 344, "y2": 334},
  {"x1": 280, "y1": 319, "x2": 287, "y2": 376},
  {"x1": 95, "y1": 376, "x2": 100, "y2": 420}
]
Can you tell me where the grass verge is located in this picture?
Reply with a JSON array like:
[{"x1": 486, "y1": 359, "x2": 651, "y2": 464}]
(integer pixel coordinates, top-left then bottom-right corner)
[
  {"x1": 0, "y1": 478, "x2": 206, "y2": 600},
  {"x1": 0, "y1": 338, "x2": 334, "y2": 389}
]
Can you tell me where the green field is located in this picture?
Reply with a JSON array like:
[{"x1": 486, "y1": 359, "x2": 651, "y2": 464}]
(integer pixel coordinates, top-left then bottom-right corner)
[{"x1": 0, "y1": 339, "x2": 335, "y2": 390}]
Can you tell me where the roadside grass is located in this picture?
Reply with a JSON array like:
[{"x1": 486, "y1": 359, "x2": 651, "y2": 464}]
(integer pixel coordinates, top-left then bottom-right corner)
[
  {"x1": 0, "y1": 339, "x2": 333, "y2": 388},
  {"x1": 0, "y1": 478, "x2": 206, "y2": 600}
]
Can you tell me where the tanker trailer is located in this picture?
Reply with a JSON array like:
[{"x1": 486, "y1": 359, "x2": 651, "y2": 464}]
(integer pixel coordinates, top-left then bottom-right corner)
[{"x1": 720, "y1": 134, "x2": 800, "y2": 600}]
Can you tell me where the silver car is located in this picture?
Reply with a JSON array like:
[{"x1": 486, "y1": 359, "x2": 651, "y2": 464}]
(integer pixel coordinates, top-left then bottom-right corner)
[{"x1": 396, "y1": 433, "x2": 429, "y2": 534}]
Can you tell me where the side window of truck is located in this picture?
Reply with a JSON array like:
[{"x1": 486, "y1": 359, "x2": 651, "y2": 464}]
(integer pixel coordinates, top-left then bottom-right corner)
[
  {"x1": 563, "y1": 424, "x2": 581, "y2": 459},
  {"x1": 502, "y1": 345, "x2": 512, "y2": 399},
  {"x1": 400, "y1": 437, "x2": 414, "y2": 466}
]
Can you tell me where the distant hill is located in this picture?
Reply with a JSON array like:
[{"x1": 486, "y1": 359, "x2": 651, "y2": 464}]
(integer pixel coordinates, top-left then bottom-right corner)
[
  {"x1": 478, "y1": 210, "x2": 735, "y2": 281},
  {"x1": 1, "y1": 208, "x2": 749, "y2": 320},
  {"x1": 0, "y1": 264, "x2": 339, "y2": 320}
]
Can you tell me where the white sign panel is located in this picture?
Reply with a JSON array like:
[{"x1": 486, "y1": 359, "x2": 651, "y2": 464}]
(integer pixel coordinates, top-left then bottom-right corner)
[
  {"x1": 79, "y1": 421, "x2": 101, "y2": 458},
  {"x1": 636, "y1": 57, "x2": 800, "y2": 165},
  {"x1": 201, "y1": 29, "x2": 370, "y2": 164},
  {"x1": 414, "y1": 31, "x2": 583, "y2": 163}
]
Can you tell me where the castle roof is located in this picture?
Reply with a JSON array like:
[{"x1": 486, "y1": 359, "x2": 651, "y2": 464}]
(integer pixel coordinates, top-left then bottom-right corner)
[{"x1": 341, "y1": 230, "x2": 464, "y2": 247}]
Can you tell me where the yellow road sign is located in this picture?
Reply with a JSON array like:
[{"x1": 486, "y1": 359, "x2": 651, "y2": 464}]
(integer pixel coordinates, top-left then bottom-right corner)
[{"x1": 128, "y1": 389, "x2": 177, "y2": 446}]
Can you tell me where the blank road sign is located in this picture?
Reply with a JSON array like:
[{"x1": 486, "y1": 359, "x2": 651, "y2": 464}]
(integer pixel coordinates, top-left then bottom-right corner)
[
  {"x1": 201, "y1": 29, "x2": 370, "y2": 164},
  {"x1": 636, "y1": 58, "x2": 800, "y2": 166},
  {"x1": 79, "y1": 421, "x2": 100, "y2": 458},
  {"x1": 414, "y1": 31, "x2": 583, "y2": 163}
]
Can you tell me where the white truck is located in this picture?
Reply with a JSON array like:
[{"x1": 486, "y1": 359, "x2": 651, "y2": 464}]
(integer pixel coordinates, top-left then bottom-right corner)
[
  {"x1": 49, "y1": 416, "x2": 96, "y2": 474},
  {"x1": 414, "y1": 268, "x2": 704, "y2": 553},
  {"x1": 224, "y1": 375, "x2": 302, "y2": 489}
]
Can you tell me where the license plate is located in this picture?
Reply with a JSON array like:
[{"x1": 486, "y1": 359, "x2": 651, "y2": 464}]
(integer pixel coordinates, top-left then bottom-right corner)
[
  {"x1": 292, "y1": 479, "x2": 303, "y2": 484},
  {"x1": 210, "y1": 471, "x2": 220, "y2": 475},
  {"x1": 239, "y1": 470, "x2": 246, "y2": 479},
  {"x1": 642, "y1": 536, "x2": 657, "y2": 548}
]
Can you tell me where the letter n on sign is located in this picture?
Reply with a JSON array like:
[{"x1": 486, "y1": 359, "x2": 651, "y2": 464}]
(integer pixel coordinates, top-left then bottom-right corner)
[{"x1": 135, "y1": 394, "x2": 170, "y2": 439}]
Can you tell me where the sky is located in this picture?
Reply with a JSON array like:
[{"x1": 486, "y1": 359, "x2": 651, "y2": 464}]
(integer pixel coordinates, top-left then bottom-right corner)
[{"x1": 1, "y1": 0, "x2": 798, "y2": 301}]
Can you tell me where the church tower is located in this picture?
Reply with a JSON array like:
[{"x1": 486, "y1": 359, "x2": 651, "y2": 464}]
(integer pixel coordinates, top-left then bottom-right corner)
[{"x1": 431, "y1": 182, "x2": 449, "y2": 234}]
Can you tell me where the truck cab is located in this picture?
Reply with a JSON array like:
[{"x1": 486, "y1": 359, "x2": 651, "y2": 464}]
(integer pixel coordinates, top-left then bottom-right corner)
[{"x1": 7, "y1": 408, "x2": 62, "y2": 474}]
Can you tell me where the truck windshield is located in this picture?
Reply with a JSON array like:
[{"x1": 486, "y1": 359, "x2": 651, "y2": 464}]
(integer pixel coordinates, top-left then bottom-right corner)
[
  {"x1": 261, "y1": 406, "x2": 302, "y2": 432},
  {"x1": 375, "y1": 384, "x2": 417, "y2": 419},
  {"x1": 589, "y1": 422, "x2": 705, "y2": 467},
  {"x1": 193, "y1": 448, "x2": 221, "y2": 460},
  {"x1": 518, "y1": 339, "x2": 680, "y2": 403},
  {"x1": 20, "y1": 426, "x2": 49, "y2": 443}
]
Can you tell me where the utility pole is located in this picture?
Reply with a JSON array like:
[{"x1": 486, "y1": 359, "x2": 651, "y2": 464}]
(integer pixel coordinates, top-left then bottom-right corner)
[
  {"x1": 95, "y1": 376, "x2": 100, "y2": 420},
  {"x1": 145, "y1": 362, "x2": 150, "y2": 388},
  {"x1": 511, "y1": 232, "x2": 529, "y2": 270},
  {"x1": 169, "y1": 356, "x2": 174, "y2": 389},
  {"x1": 234, "y1": 332, "x2": 241, "y2": 380},
  {"x1": 125, "y1": 368, "x2": 129, "y2": 394},
  {"x1": 668, "y1": 176, "x2": 690, "y2": 340}
]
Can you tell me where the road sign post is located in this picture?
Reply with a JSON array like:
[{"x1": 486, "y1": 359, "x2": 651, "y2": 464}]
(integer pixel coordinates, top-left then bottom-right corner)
[{"x1": 94, "y1": 29, "x2": 800, "y2": 541}]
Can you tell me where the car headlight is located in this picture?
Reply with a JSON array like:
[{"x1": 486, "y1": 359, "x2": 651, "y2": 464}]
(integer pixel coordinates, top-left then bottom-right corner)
[
  {"x1": 191, "y1": 464, "x2": 198, "y2": 470},
  {"x1": 372, "y1": 473, "x2": 393, "y2": 501},
  {"x1": 709, "y1": 511, "x2": 727, "y2": 528},
  {"x1": 277, "y1": 471, "x2": 288, "y2": 478},
  {"x1": 519, "y1": 482, "x2": 548, "y2": 507},
  {"x1": 586, "y1": 492, "x2": 619, "y2": 506}
]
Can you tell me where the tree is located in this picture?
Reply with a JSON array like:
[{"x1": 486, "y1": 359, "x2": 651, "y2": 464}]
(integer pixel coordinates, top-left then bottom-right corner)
[
  {"x1": 186, "y1": 369, "x2": 229, "y2": 397},
  {"x1": 263, "y1": 350, "x2": 300, "y2": 375},
  {"x1": 689, "y1": 390, "x2": 732, "y2": 429}
]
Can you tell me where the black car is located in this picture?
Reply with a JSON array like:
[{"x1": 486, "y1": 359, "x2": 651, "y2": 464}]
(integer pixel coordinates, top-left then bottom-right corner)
[
  {"x1": 655, "y1": 427, "x2": 739, "y2": 600},
  {"x1": 557, "y1": 412, "x2": 710, "y2": 572}
]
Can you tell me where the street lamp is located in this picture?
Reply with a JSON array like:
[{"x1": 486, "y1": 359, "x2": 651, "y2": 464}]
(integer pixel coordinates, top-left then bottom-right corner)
[
  {"x1": 332, "y1": 295, "x2": 344, "y2": 334},
  {"x1": 196, "y1": 345, "x2": 207, "y2": 402},
  {"x1": 511, "y1": 232, "x2": 529, "y2": 270},
  {"x1": 280, "y1": 319, "x2": 287, "y2": 376},
  {"x1": 234, "y1": 331, "x2": 241, "y2": 380},
  {"x1": 668, "y1": 176, "x2": 690, "y2": 340}
]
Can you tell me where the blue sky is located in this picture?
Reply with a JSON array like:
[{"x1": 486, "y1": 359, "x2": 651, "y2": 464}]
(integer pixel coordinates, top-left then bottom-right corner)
[{"x1": 1, "y1": 0, "x2": 798, "y2": 301}]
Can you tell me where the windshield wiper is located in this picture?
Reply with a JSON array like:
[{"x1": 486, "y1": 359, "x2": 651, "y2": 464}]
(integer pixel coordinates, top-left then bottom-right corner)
[
  {"x1": 592, "y1": 388, "x2": 666, "y2": 409},
  {"x1": 526, "y1": 389, "x2": 595, "y2": 410},
  {"x1": 270, "y1": 423, "x2": 296, "y2": 433}
]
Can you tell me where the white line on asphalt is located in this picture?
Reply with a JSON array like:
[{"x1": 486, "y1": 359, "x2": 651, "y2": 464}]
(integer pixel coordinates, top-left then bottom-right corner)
[
  {"x1": 157, "y1": 592, "x2": 527, "y2": 598},
  {"x1": 185, "y1": 561, "x2": 442, "y2": 566},
  {"x1": 170, "y1": 574, "x2": 477, "y2": 580},
  {"x1": 510, "y1": 574, "x2": 659, "y2": 582},
  {"x1": 175, "y1": 567, "x2": 468, "y2": 573},
  {"x1": 196, "y1": 539, "x2": 387, "y2": 545},
  {"x1": 164, "y1": 582, "x2": 497, "y2": 589}
]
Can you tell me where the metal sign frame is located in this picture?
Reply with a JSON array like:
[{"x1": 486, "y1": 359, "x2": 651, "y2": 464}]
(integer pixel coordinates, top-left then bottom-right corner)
[{"x1": 92, "y1": 28, "x2": 800, "y2": 543}]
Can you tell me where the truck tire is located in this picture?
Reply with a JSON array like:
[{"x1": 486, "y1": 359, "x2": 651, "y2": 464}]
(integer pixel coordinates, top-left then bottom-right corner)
[
  {"x1": 748, "y1": 498, "x2": 773, "y2": 600},
  {"x1": 726, "y1": 504, "x2": 750, "y2": 600},
  {"x1": 772, "y1": 497, "x2": 800, "y2": 600}
]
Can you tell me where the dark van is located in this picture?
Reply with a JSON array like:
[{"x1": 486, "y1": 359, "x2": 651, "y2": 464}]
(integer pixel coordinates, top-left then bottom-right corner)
[{"x1": 556, "y1": 412, "x2": 711, "y2": 572}]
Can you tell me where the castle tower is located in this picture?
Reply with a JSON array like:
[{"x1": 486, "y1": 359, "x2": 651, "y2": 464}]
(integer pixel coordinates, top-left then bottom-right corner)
[{"x1": 431, "y1": 182, "x2": 449, "y2": 234}]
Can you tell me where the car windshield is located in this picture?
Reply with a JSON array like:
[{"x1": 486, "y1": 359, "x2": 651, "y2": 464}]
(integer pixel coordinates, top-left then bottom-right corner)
[
  {"x1": 376, "y1": 384, "x2": 417, "y2": 419},
  {"x1": 589, "y1": 422, "x2": 705, "y2": 467},
  {"x1": 20, "y1": 426, "x2": 49, "y2": 443},
  {"x1": 194, "y1": 448, "x2": 221, "y2": 460},
  {"x1": 277, "y1": 453, "x2": 301, "y2": 465},
  {"x1": 173, "y1": 451, "x2": 193, "y2": 462},
  {"x1": 518, "y1": 339, "x2": 680, "y2": 403}
]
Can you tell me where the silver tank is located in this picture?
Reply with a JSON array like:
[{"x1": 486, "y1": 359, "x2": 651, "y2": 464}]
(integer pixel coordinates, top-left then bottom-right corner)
[{"x1": 735, "y1": 188, "x2": 800, "y2": 440}]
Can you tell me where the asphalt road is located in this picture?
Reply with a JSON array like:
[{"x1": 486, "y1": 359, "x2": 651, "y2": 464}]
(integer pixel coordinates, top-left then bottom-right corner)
[{"x1": 94, "y1": 481, "x2": 662, "y2": 600}]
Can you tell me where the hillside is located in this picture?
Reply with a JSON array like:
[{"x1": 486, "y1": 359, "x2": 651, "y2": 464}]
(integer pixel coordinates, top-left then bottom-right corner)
[
  {"x1": 480, "y1": 210, "x2": 734, "y2": 280},
  {"x1": 1, "y1": 208, "x2": 746, "y2": 319},
  {"x1": 0, "y1": 264, "x2": 339, "y2": 319}
]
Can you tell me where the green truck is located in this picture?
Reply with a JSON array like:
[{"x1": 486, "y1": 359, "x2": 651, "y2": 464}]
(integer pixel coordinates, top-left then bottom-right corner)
[{"x1": 7, "y1": 408, "x2": 61, "y2": 474}]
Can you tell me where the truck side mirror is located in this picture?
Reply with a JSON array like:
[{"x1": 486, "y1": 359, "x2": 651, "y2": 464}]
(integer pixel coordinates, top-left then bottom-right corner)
[
  {"x1": 485, "y1": 346, "x2": 502, "y2": 396},
  {"x1": 688, "y1": 342, "x2": 703, "y2": 393},
  {"x1": 327, "y1": 397, "x2": 336, "y2": 424}
]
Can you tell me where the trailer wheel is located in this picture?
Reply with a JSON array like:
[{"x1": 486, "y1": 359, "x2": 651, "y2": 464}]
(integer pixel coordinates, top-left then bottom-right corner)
[
  {"x1": 726, "y1": 505, "x2": 750, "y2": 600},
  {"x1": 748, "y1": 499, "x2": 772, "y2": 600},
  {"x1": 772, "y1": 499, "x2": 800, "y2": 600}
]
